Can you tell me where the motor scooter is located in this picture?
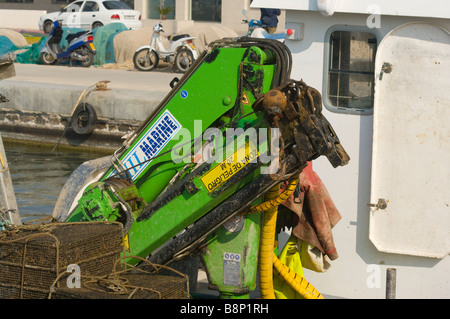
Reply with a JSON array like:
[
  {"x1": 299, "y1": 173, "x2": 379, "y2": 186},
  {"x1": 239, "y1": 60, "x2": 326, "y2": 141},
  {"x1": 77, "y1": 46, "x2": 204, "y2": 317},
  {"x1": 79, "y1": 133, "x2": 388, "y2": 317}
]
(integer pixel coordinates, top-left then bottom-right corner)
[
  {"x1": 133, "y1": 23, "x2": 198, "y2": 73},
  {"x1": 40, "y1": 20, "x2": 96, "y2": 67},
  {"x1": 241, "y1": 10, "x2": 289, "y2": 42}
]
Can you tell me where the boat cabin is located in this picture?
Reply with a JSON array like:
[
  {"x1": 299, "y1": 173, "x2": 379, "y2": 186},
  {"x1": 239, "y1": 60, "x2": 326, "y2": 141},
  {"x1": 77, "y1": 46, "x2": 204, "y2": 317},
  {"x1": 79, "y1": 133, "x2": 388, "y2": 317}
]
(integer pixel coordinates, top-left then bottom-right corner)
[{"x1": 251, "y1": 0, "x2": 449, "y2": 298}]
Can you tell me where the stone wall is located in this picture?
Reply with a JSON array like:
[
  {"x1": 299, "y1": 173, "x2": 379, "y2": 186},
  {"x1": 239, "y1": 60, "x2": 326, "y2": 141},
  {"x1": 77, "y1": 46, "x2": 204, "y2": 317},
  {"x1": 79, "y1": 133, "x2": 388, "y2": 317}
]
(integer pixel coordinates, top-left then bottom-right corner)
[{"x1": 0, "y1": 107, "x2": 141, "y2": 152}]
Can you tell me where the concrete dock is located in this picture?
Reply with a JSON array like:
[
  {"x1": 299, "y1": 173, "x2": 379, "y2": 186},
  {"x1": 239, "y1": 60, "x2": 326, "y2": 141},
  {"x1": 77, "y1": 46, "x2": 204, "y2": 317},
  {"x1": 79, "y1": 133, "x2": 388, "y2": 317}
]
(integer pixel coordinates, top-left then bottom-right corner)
[{"x1": 0, "y1": 63, "x2": 176, "y2": 152}]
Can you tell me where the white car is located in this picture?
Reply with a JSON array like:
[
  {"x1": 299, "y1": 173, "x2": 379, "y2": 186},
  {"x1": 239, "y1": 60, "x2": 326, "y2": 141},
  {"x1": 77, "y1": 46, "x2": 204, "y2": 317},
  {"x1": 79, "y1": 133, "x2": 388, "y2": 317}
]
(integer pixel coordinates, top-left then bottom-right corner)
[{"x1": 38, "y1": 0, "x2": 142, "y2": 34}]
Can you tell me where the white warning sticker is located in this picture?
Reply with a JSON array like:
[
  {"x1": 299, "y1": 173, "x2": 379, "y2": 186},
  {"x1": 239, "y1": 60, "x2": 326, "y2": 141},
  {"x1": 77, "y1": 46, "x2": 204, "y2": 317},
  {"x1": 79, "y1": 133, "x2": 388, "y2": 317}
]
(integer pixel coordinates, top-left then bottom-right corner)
[{"x1": 223, "y1": 252, "x2": 241, "y2": 286}]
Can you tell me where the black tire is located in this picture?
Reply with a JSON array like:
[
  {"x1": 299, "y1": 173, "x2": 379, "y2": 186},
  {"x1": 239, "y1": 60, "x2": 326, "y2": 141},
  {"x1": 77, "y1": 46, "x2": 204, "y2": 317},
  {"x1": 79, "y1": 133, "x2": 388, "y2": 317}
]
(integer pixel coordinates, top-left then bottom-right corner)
[
  {"x1": 80, "y1": 51, "x2": 94, "y2": 67},
  {"x1": 92, "y1": 22, "x2": 103, "y2": 30},
  {"x1": 73, "y1": 46, "x2": 94, "y2": 67},
  {"x1": 133, "y1": 48, "x2": 158, "y2": 71},
  {"x1": 70, "y1": 103, "x2": 97, "y2": 135},
  {"x1": 40, "y1": 51, "x2": 57, "y2": 65},
  {"x1": 43, "y1": 20, "x2": 53, "y2": 34},
  {"x1": 175, "y1": 48, "x2": 194, "y2": 73}
]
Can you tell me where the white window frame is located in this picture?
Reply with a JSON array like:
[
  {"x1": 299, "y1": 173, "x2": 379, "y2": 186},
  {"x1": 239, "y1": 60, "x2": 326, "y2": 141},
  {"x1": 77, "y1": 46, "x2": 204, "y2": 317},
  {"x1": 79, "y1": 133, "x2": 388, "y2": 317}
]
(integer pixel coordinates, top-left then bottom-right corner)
[{"x1": 322, "y1": 25, "x2": 380, "y2": 115}]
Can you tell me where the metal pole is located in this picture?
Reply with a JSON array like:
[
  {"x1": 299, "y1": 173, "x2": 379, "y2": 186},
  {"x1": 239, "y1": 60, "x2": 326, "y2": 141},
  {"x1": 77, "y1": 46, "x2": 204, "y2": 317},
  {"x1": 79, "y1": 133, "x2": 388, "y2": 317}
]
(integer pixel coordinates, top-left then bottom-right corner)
[
  {"x1": 0, "y1": 133, "x2": 21, "y2": 227},
  {"x1": 386, "y1": 268, "x2": 396, "y2": 299}
]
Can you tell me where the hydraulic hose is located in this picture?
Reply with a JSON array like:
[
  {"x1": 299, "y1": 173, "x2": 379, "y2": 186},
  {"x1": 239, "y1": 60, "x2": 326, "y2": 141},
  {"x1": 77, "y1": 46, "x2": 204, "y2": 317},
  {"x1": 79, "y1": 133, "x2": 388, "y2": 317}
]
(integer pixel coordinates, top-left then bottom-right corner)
[
  {"x1": 254, "y1": 178, "x2": 324, "y2": 299},
  {"x1": 258, "y1": 183, "x2": 280, "y2": 299},
  {"x1": 246, "y1": 177, "x2": 297, "y2": 215},
  {"x1": 272, "y1": 251, "x2": 323, "y2": 299}
]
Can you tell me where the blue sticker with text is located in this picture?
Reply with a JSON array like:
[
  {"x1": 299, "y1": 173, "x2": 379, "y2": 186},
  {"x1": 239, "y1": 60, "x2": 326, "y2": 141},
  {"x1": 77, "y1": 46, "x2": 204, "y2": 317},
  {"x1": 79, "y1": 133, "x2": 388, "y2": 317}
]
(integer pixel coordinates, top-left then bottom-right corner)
[
  {"x1": 107, "y1": 109, "x2": 181, "y2": 181},
  {"x1": 223, "y1": 252, "x2": 241, "y2": 286}
]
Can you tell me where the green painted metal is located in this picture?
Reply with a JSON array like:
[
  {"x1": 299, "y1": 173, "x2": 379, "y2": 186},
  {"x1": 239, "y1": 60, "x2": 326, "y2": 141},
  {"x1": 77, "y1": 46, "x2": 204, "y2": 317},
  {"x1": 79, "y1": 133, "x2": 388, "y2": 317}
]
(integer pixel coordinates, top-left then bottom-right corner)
[
  {"x1": 126, "y1": 132, "x2": 268, "y2": 265},
  {"x1": 77, "y1": 183, "x2": 119, "y2": 221},
  {"x1": 202, "y1": 212, "x2": 262, "y2": 299},
  {"x1": 66, "y1": 43, "x2": 278, "y2": 297}
]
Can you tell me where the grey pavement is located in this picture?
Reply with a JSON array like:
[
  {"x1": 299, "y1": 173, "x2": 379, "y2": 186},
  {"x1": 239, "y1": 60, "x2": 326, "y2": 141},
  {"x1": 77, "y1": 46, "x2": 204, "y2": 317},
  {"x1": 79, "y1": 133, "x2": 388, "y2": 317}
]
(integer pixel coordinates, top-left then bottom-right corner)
[
  {"x1": 0, "y1": 63, "x2": 176, "y2": 121},
  {"x1": 9, "y1": 63, "x2": 175, "y2": 92}
]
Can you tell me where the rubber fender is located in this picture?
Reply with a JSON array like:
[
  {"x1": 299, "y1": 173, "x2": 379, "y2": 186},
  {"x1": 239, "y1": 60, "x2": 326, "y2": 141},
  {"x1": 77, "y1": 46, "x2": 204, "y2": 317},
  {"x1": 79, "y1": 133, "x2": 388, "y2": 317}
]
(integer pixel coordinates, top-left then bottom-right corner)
[{"x1": 70, "y1": 102, "x2": 97, "y2": 135}]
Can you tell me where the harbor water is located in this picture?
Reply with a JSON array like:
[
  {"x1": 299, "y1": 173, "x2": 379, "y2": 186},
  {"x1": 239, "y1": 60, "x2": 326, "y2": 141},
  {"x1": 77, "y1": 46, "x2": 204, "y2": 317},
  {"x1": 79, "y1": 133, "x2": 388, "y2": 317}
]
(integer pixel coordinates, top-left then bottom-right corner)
[{"x1": 4, "y1": 143, "x2": 106, "y2": 222}]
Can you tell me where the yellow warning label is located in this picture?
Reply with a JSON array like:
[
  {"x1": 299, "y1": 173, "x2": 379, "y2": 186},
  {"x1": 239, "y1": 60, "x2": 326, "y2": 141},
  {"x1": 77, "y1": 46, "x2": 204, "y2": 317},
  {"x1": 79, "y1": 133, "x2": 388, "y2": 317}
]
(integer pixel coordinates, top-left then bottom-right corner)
[
  {"x1": 201, "y1": 141, "x2": 259, "y2": 193},
  {"x1": 241, "y1": 92, "x2": 251, "y2": 105},
  {"x1": 123, "y1": 233, "x2": 130, "y2": 252}
]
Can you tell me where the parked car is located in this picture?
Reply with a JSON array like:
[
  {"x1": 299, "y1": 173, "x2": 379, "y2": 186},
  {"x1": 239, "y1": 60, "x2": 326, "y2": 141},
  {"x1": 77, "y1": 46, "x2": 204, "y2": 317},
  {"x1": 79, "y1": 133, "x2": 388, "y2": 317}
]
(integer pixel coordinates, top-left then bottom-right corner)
[{"x1": 38, "y1": 0, "x2": 142, "y2": 34}]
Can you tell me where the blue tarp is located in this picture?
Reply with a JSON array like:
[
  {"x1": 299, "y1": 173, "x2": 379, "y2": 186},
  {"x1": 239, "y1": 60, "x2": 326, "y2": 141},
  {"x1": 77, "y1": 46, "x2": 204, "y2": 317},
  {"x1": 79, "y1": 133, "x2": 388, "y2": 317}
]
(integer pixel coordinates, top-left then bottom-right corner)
[
  {"x1": 0, "y1": 35, "x2": 39, "y2": 64},
  {"x1": 1, "y1": 23, "x2": 129, "y2": 66},
  {"x1": 0, "y1": 36, "x2": 19, "y2": 56}
]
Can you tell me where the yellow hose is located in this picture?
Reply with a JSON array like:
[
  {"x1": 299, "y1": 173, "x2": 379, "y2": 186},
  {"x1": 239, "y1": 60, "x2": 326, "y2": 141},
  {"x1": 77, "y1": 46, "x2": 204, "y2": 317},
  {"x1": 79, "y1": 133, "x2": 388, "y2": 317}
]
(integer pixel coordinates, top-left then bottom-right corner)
[
  {"x1": 258, "y1": 184, "x2": 280, "y2": 299},
  {"x1": 256, "y1": 178, "x2": 324, "y2": 299},
  {"x1": 273, "y1": 252, "x2": 323, "y2": 299},
  {"x1": 247, "y1": 178, "x2": 297, "y2": 215}
]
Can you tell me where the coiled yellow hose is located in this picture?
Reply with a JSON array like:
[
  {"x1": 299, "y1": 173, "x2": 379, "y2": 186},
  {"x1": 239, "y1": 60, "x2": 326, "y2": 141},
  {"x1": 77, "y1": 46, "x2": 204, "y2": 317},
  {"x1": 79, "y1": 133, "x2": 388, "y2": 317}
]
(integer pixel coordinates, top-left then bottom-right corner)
[
  {"x1": 258, "y1": 184, "x2": 280, "y2": 299},
  {"x1": 272, "y1": 251, "x2": 323, "y2": 299},
  {"x1": 255, "y1": 178, "x2": 324, "y2": 299}
]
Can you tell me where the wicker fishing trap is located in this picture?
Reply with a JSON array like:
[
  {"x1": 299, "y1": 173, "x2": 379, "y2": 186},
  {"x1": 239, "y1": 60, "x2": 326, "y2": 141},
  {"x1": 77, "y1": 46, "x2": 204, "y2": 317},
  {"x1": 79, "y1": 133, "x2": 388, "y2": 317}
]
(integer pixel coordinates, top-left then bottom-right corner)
[
  {"x1": 0, "y1": 220, "x2": 189, "y2": 299},
  {"x1": 0, "y1": 221, "x2": 124, "y2": 299}
]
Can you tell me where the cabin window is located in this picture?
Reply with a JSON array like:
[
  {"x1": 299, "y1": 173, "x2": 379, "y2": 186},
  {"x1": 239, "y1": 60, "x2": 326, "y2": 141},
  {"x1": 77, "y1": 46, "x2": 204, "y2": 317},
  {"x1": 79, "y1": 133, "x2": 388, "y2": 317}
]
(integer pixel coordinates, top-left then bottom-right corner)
[
  {"x1": 192, "y1": 0, "x2": 222, "y2": 22},
  {"x1": 326, "y1": 30, "x2": 377, "y2": 113}
]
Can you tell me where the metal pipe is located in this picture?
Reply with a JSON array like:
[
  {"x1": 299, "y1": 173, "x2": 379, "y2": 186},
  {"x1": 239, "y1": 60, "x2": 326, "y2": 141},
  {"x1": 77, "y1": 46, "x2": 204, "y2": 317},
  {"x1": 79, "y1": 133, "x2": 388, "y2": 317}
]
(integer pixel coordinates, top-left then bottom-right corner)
[
  {"x1": 386, "y1": 268, "x2": 397, "y2": 299},
  {"x1": 0, "y1": 133, "x2": 21, "y2": 226},
  {"x1": 148, "y1": 154, "x2": 300, "y2": 266}
]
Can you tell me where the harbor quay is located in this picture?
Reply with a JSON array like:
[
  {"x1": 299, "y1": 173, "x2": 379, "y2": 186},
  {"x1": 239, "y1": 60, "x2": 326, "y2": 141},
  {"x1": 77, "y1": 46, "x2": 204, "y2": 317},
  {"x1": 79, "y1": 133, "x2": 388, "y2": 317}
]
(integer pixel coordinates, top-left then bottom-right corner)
[{"x1": 0, "y1": 63, "x2": 175, "y2": 152}]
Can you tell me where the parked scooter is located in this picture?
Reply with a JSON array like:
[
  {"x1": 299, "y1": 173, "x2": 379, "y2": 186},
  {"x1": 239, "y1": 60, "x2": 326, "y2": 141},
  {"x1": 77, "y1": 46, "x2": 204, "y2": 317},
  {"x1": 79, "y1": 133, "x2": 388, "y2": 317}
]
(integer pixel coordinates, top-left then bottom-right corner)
[
  {"x1": 40, "y1": 20, "x2": 96, "y2": 67},
  {"x1": 242, "y1": 10, "x2": 289, "y2": 42},
  {"x1": 133, "y1": 23, "x2": 198, "y2": 73}
]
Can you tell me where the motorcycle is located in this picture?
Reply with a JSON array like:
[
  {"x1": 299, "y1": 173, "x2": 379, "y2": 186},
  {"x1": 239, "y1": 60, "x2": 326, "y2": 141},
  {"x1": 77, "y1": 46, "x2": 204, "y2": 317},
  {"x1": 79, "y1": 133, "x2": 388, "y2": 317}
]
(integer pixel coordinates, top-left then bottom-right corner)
[
  {"x1": 133, "y1": 23, "x2": 198, "y2": 73},
  {"x1": 242, "y1": 10, "x2": 288, "y2": 42},
  {"x1": 40, "y1": 20, "x2": 96, "y2": 67}
]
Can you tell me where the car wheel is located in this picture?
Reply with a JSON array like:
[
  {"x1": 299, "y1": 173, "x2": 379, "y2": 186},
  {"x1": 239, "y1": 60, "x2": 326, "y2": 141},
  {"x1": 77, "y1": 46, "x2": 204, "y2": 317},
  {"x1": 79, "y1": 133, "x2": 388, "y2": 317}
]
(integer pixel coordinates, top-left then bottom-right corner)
[
  {"x1": 92, "y1": 22, "x2": 103, "y2": 30},
  {"x1": 43, "y1": 20, "x2": 53, "y2": 34}
]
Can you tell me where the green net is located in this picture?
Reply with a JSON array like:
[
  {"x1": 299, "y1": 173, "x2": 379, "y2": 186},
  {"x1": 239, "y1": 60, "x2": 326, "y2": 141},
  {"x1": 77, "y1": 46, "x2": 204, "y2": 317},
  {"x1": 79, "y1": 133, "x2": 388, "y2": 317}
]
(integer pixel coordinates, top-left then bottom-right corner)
[
  {"x1": 92, "y1": 23, "x2": 129, "y2": 66},
  {"x1": 16, "y1": 37, "x2": 47, "y2": 64},
  {"x1": 2, "y1": 23, "x2": 128, "y2": 66},
  {"x1": 0, "y1": 35, "x2": 40, "y2": 64}
]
